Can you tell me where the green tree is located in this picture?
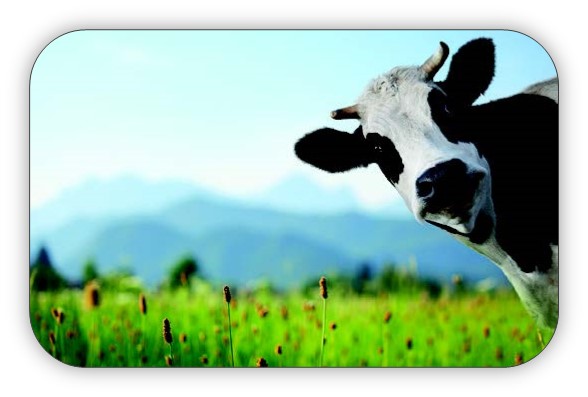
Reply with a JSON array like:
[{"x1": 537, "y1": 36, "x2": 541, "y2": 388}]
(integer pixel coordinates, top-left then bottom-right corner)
[
  {"x1": 168, "y1": 255, "x2": 199, "y2": 289},
  {"x1": 30, "y1": 246, "x2": 67, "y2": 291},
  {"x1": 351, "y1": 262, "x2": 374, "y2": 295},
  {"x1": 82, "y1": 258, "x2": 100, "y2": 285}
]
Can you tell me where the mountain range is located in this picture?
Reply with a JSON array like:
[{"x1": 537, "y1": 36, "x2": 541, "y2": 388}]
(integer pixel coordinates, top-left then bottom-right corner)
[{"x1": 30, "y1": 175, "x2": 506, "y2": 289}]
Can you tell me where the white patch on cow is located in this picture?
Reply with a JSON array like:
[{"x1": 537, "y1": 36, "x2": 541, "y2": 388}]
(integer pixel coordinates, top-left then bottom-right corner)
[
  {"x1": 522, "y1": 77, "x2": 558, "y2": 103},
  {"x1": 355, "y1": 66, "x2": 491, "y2": 234},
  {"x1": 462, "y1": 234, "x2": 559, "y2": 329}
]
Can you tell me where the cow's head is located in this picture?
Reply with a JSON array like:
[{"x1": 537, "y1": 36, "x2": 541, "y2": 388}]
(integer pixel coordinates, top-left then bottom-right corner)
[{"x1": 295, "y1": 38, "x2": 496, "y2": 237}]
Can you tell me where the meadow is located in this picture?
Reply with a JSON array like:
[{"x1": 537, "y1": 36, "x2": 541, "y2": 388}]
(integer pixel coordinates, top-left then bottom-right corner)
[{"x1": 29, "y1": 277, "x2": 554, "y2": 368}]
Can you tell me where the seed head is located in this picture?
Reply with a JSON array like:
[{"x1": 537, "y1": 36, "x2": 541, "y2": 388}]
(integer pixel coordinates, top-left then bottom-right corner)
[
  {"x1": 139, "y1": 293, "x2": 147, "y2": 315},
  {"x1": 84, "y1": 281, "x2": 100, "y2": 309},
  {"x1": 483, "y1": 326, "x2": 490, "y2": 338},
  {"x1": 406, "y1": 337, "x2": 413, "y2": 350},
  {"x1": 200, "y1": 355, "x2": 209, "y2": 365},
  {"x1": 162, "y1": 318, "x2": 173, "y2": 344},
  {"x1": 51, "y1": 308, "x2": 65, "y2": 324},
  {"x1": 319, "y1": 276, "x2": 328, "y2": 299},
  {"x1": 48, "y1": 331, "x2": 56, "y2": 346},
  {"x1": 256, "y1": 357, "x2": 268, "y2": 367},
  {"x1": 384, "y1": 311, "x2": 392, "y2": 324},
  {"x1": 165, "y1": 355, "x2": 173, "y2": 366},
  {"x1": 495, "y1": 347, "x2": 504, "y2": 360},
  {"x1": 514, "y1": 352, "x2": 524, "y2": 366},
  {"x1": 462, "y1": 339, "x2": 472, "y2": 354},
  {"x1": 280, "y1": 305, "x2": 289, "y2": 320},
  {"x1": 257, "y1": 307, "x2": 269, "y2": 318},
  {"x1": 179, "y1": 333, "x2": 187, "y2": 343},
  {"x1": 275, "y1": 344, "x2": 282, "y2": 355},
  {"x1": 223, "y1": 285, "x2": 232, "y2": 304}
]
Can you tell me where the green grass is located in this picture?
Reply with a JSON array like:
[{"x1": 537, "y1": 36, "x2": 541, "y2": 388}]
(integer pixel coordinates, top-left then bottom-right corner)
[{"x1": 29, "y1": 282, "x2": 553, "y2": 368}]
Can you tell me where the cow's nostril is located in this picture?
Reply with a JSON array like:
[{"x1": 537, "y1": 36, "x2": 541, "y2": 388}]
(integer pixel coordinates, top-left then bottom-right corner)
[
  {"x1": 416, "y1": 180, "x2": 435, "y2": 199},
  {"x1": 416, "y1": 159, "x2": 474, "y2": 203}
]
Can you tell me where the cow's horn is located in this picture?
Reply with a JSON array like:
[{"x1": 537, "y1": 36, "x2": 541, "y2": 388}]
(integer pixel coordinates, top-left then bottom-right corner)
[
  {"x1": 331, "y1": 105, "x2": 359, "y2": 120},
  {"x1": 420, "y1": 42, "x2": 449, "y2": 80}
]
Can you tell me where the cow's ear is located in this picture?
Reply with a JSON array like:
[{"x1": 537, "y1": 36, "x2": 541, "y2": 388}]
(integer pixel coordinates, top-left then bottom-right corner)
[
  {"x1": 438, "y1": 38, "x2": 495, "y2": 108},
  {"x1": 294, "y1": 127, "x2": 374, "y2": 173}
]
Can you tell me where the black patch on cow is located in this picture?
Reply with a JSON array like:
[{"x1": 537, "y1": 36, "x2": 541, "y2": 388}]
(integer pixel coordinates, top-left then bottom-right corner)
[
  {"x1": 295, "y1": 127, "x2": 404, "y2": 183},
  {"x1": 365, "y1": 133, "x2": 404, "y2": 184},
  {"x1": 429, "y1": 92, "x2": 558, "y2": 273},
  {"x1": 416, "y1": 159, "x2": 481, "y2": 217},
  {"x1": 437, "y1": 38, "x2": 495, "y2": 108},
  {"x1": 294, "y1": 127, "x2": 373, "y2": 173}
]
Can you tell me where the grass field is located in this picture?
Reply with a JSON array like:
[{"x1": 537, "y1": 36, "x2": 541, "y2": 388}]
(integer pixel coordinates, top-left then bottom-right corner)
[{"x1": 29, "y1": 278, "x2": 554, "y2": 368}]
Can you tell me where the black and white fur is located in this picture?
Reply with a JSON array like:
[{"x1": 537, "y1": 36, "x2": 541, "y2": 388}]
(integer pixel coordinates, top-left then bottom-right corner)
[{"x1": 295, "y1": 38, "x2": 558, "y2": 329}]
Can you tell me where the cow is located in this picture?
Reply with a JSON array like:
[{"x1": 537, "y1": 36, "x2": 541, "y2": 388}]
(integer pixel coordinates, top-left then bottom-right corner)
[{"x1": 294, "y1": 38, "x2": 558, "y2": 329}]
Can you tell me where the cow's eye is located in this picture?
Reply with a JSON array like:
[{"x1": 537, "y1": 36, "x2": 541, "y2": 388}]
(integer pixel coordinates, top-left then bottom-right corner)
[
  {"x1": 365, "y1": 132, "x2": 404, "y2": 185},
  {"x1": 366, "y1": 133, "x2": 384, "y2": 154}
]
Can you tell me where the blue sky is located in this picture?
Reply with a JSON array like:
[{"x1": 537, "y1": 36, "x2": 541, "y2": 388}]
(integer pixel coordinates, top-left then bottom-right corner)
[{"x1": 30, "y1": 30, "x2": 556, "y2": 209}]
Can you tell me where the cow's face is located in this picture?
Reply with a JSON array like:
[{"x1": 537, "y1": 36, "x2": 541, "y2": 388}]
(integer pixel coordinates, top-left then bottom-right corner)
[
  {"x1": 354, "y1": 66, "x2": 492, "y2": 234},
  {"x1": 295, "y1": 38, "x2": 496, "y2": 236}
]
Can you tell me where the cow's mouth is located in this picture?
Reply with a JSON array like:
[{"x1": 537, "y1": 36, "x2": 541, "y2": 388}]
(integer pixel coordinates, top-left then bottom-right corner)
[
  {"x1": 426, "y1": 210, "x2": 494, "y2": 244},
  {"x1": 420, "y1": 204, "x2": 473, "y2": 227},
  {"x1": 419, "y1": 197, "x2": 477, "y2": 232}
]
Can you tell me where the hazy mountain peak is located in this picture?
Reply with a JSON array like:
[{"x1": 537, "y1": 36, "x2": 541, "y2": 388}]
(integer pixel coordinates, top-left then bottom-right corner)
[
  {"x1": 31, "y1": 175, "x2": 214, "y2": 236},
  {"x1": 253, "y1": 173, "x2": 360, "y2": 214}
]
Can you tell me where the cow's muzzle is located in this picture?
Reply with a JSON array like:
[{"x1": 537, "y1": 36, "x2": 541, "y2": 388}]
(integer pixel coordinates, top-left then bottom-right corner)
[{"x1": 416, "y1": 159, "x2": 485, "y2": 221}]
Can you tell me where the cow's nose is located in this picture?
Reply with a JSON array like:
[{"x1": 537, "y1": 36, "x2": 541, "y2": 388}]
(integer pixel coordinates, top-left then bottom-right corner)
[{"x1": 416, "y1": 159, "x2": 484, "y2": 206}]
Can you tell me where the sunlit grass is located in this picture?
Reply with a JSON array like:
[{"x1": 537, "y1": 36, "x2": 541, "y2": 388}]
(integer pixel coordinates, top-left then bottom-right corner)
[{"x1": 29, "y1": 282, "x2": 553, "y2": 367}]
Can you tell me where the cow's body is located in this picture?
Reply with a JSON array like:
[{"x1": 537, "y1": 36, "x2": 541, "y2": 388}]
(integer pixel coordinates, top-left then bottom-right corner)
[
  {"x1": 295, "y1": 38, "x2": 558, "y2": 329},
  {"x1": 522, "y1": 77, "x2": 558, "y2": 103},
  {"x1": 444, "y1": 81, "x2": 558, "y2": 328}
]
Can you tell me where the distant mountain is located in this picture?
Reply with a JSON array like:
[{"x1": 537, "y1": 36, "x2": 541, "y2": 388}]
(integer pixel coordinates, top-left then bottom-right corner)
[
  {"x1": 252, "y1": 174, "x2": 360, "y2": 214},
  {"x1": 30, "y1": 175, "x2": 226, "y2": 237},
  {"x1": 31, "y1": 174, "x2": 410, "y2": 241},
  {"x1": 63, "y1": 219, "x2": 197, "y2": 283},
  {"x1": 47, "y1": 219, "x2": 356, "y2": 288},
  {"x1": 159, "y1": 197, "x2": 505, "y2": 284},
  {"x1": 192, "y1": 227, "x2": 355, "y2": 289},
  {"x1": 252, "y1": 173, "x2": 412, "y2": 218},
  {"x1": 30, "y1": 216, "x2": 114, "y2": 275},
  {"x1": 30, "y1": 174, "x2": 508, "y2": 288}
]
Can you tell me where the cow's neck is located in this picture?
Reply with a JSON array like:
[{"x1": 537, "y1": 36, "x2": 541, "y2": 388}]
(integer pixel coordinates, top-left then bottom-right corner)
[{"x1": 457, "y1": 232, "x2": 558, "y2": 330}]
